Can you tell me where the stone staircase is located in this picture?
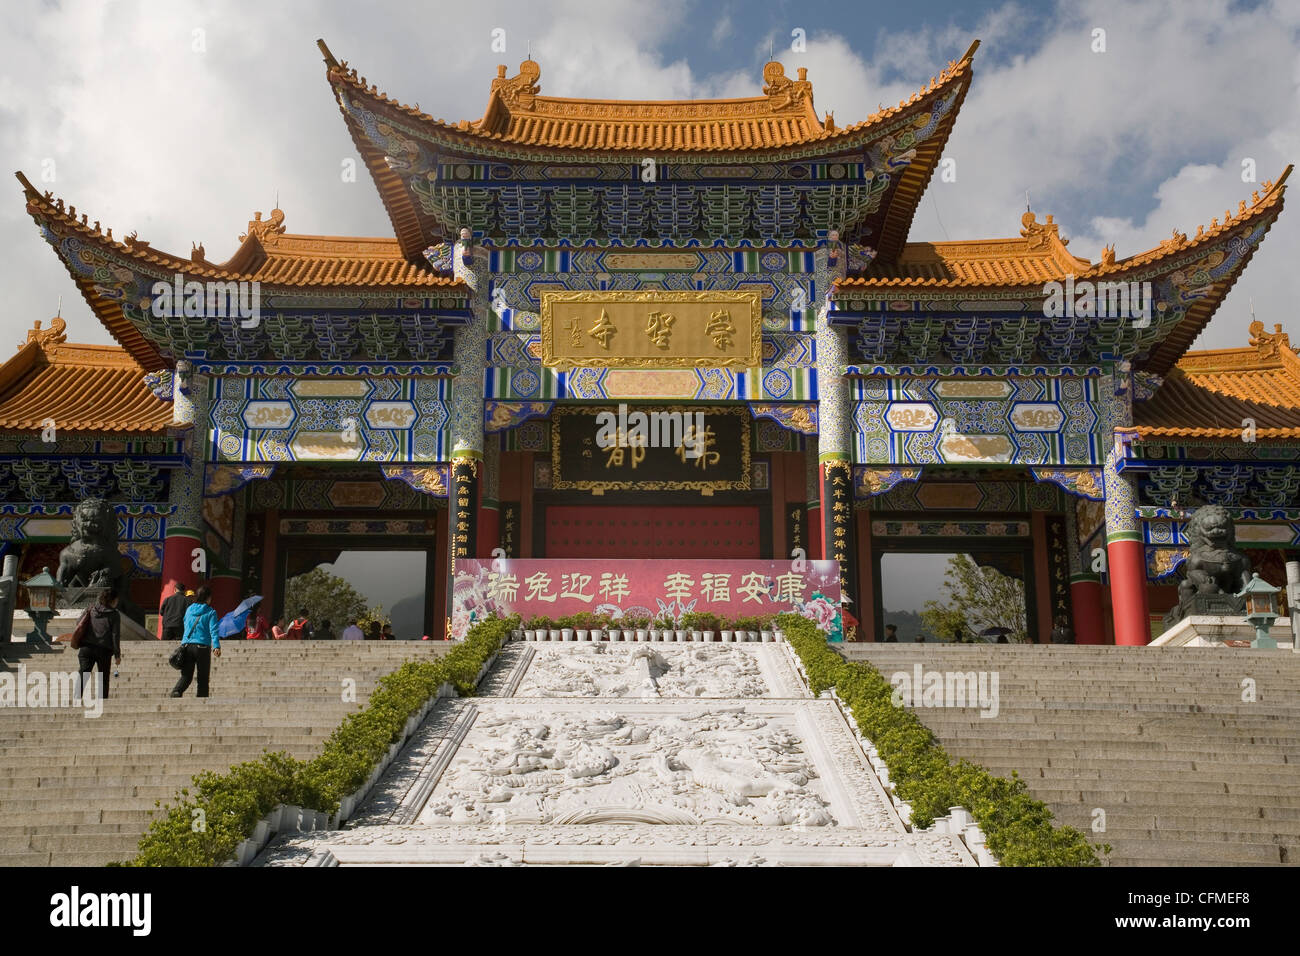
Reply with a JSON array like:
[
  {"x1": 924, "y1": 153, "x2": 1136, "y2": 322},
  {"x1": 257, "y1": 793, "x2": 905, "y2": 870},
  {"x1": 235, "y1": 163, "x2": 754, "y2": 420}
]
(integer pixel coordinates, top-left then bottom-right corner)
[
  {"x1": 0, "y1": 640, "x2": 451, "y2": 866},
  {"x1": 844, "y1": 644, "x2": 1300, "y2": 866}
]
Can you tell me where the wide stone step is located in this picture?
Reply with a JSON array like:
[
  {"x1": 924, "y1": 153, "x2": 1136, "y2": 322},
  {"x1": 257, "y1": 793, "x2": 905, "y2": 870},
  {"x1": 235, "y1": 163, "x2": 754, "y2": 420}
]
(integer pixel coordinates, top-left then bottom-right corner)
[{"x1": 1093, "y1": 838, "x2": 1290, "y2": 865}]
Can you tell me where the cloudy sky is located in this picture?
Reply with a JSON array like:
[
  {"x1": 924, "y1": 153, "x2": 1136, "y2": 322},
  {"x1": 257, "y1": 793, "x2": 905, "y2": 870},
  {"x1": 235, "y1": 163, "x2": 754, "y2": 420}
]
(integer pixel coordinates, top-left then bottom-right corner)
[{"x1": 2, "y1": 0, "x2": 1296, "y2": 353}]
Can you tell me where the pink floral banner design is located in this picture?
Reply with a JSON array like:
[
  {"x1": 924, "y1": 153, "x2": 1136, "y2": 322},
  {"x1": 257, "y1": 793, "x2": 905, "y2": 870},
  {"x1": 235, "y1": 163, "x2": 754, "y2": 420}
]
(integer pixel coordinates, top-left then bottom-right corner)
[{"x1": 450, "y1": 558, "x2": 842, "y2": 640}]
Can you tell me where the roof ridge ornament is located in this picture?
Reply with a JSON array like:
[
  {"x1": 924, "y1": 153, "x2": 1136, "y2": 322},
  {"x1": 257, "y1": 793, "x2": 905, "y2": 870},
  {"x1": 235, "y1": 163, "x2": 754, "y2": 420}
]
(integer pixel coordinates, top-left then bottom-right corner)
[
  {"x1": 761, "y1": 62, "x2": 813, "y2": 112},
  {"x1": 1249, "y1": 320, "x2": 1290, "y2": 357},
  {"x1": 1019, "y1": 210, "x2": 1066, "y2": 250},
  {"x1": 492, "y1": 59, "x2": 541, "y2": 110},
  {"x1": 241, "y1": 207, "x2": 287, "y2": 244},
  {"x1": 23, "y1": 316, "x2": 67, "y2": 353}
]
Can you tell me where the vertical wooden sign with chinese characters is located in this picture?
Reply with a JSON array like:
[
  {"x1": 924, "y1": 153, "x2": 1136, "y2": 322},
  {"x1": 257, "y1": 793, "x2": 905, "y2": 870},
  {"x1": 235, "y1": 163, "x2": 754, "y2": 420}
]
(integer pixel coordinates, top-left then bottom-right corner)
[
  {"x1": 1045, "y1": 512, "x2": 1073, "y2": 635},
  {"x1": 499, "y1": 501, "x2": 520, "y2": 558},
  {"x1": 452, "y1": 458, "x2": 478, "y2": 561},
  {"x1": 786, "y1": 504, "x2": 806, "y2": 557},
  {"x1": 822, "y1": 461, "x2": 858, "y2": 614}
]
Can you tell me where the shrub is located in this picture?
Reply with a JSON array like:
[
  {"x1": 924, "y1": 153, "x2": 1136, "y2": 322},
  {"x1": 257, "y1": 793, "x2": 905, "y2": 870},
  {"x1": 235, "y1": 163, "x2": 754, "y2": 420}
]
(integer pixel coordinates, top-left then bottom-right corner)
[
  {"x1": 776, "y1": 613, "x2": 1103, "y2": 867},
  {"x1": 557, "y1": 611, "x2": 601, "y2": 629},
  {"x1": 679, "y1": 611, "x2": 719, "y2": 632}
]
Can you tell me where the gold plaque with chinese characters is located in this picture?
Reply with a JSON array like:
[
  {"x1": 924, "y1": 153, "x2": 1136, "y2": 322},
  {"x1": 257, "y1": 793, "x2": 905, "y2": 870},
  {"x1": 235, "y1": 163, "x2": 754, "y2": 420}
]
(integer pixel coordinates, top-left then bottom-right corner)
[{"x1": 540, "y1": 290, "x2": 762, "y2": 369}]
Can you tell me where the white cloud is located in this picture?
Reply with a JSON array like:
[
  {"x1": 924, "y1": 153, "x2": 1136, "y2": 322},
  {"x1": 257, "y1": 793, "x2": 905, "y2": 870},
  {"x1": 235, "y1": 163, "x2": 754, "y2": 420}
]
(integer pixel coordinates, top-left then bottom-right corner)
[{"x1": 0, "y1": 0, "x2": 1295, "y2": 355}]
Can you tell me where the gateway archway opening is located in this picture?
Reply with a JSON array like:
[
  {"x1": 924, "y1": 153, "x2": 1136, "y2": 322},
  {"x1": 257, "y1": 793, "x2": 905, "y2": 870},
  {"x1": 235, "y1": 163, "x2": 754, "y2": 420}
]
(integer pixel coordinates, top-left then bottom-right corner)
[
  {"x1": 279, "y1": 539, "x2": 438, "y2": 640},
  {"x1": 879, "y1": 549, "x2": 1033, "y2": 644}
]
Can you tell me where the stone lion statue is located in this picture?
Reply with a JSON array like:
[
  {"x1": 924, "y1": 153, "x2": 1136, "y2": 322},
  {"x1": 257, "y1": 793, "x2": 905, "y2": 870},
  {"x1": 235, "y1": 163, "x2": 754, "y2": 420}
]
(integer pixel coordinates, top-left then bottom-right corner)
[
  {"x1": 56, "y1": 498, "x2": 125, "y2": 590},
  {"x1": 1177, "y1": 505, "x2": 1253, "y2": 605}
]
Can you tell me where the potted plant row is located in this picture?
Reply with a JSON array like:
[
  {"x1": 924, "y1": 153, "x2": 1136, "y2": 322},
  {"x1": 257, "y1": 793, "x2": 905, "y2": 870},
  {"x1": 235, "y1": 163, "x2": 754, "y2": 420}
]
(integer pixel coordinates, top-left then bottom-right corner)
[{"x1": 515, "y1": 612, "x2": 785, "y2": 643}]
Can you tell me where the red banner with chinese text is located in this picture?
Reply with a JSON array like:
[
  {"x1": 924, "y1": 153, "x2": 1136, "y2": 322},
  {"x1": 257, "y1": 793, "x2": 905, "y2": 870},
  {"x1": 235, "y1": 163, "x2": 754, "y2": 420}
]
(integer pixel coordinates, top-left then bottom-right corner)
[{"x1": 450, "y1": 558, "x2": 841, "y2": 639}]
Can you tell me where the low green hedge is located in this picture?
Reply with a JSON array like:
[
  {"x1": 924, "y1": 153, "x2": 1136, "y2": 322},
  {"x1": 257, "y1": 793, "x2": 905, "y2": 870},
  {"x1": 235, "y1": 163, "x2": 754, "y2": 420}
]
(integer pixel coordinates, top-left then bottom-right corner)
[
  {"x1": 778, "y1": 613, "x2": 1104, "y2": 866},
  {"x1": 124, "y1": 614, "x2": 517, "y2": 867}
]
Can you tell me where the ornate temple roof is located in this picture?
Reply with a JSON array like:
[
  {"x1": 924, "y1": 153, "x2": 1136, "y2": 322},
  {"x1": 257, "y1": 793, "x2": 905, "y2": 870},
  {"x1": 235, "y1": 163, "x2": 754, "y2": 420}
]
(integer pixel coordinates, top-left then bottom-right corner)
[
  {"x1": 1135, "y1": 321, "x2": 1300, "y2": 439},
  {"x1": 322, "y1": 41, "x2": 976, "y2": 154},
  {"x1": 841, "y1": 174, "x2": 1287, "y2": 291},
  {"x1": 837, "y1": 169, "x2": 1289, "y2": 374},
  {"x1": 854, "y1": 212, "x2": 1092, "y2": 285},
  {"x1": 15, "y1": 174, "x2": 466, "y2": 369},
  {"x1": 319, "y1": 39, "x2": 979, "y2": 259},
  {"x1": 0, "y1": 318, "x2": 172, "y2": 434}
]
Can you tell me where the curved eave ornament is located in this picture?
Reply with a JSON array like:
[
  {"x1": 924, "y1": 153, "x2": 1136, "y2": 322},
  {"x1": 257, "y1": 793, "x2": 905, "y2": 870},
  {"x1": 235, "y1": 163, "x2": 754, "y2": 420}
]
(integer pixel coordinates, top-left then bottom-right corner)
[
  {"x1": 485, "y1": 400, "x2": 553, "y2": 433},
  {"x1": 750, "y1": 403, "x2": 818, "y2": 435},
  {"x1": 205, "y1": 464, "x2": 276, "y2": 497},
  {"x1": 1030, "y1": 467, "x2": 1105, "y2": 501},
  {"x1": 855, "y1": 465, "x2": 923, "y2": 498},
  {"x1": 381, "y1": 463, "x2": 450, "y2": 498},
  {"x1": 1147, "y1": 546, "x2": 1188, "y2": 582}
]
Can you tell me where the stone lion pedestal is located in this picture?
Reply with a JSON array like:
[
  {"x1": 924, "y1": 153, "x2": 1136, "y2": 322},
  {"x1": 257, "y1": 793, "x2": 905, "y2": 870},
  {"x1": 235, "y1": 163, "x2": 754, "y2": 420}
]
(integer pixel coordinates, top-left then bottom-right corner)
[{"x1": 1151, "y1": 615, "x2": 1293, "y2": 649}]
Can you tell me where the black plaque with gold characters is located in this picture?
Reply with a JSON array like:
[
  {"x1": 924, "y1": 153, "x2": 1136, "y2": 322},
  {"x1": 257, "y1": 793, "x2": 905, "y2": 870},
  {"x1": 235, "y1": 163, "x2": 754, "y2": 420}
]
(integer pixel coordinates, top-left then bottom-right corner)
[
  {"x1": 551, "y1": 405, "x2": 751, "y2": 492},
  {"x1": 822, "y1": 459, "x2": 857, "y2": 611},
  {"x1": 1045, "y1": 513, "x2": 1073, "y2": 634},
  {"x1": 451, "y1": 458, "x2": 478, "y2": 560}
]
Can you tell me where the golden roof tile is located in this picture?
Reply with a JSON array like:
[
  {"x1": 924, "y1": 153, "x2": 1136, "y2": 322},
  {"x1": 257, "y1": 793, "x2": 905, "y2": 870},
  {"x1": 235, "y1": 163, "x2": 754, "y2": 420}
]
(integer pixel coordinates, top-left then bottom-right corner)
[
  {"x1": 0, "y1": 319, "x2": 172, "y2": 434},
  {"x1": 1135, "y1": 321, "x2": 1300, "y2": 439}
]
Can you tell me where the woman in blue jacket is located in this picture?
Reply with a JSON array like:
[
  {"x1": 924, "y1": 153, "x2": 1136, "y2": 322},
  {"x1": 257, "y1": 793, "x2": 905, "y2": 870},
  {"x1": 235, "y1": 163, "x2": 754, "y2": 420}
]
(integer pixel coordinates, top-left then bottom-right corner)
[{"x1": 170, "y1": 585, "x2": 222, "y2": 698}]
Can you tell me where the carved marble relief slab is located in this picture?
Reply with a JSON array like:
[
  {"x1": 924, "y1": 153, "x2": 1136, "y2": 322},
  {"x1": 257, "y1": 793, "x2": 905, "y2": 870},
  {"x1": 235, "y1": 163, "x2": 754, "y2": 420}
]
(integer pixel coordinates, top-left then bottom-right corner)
[
  {"x1": 256, "y1": 825, "x2": 973, "y2": 867},
  {"x1": 257, "y1": 643, "x2": 977, "y2": 867},
  {"x1": 483, "y1": 642, "x2": 809, "y2": 700}
]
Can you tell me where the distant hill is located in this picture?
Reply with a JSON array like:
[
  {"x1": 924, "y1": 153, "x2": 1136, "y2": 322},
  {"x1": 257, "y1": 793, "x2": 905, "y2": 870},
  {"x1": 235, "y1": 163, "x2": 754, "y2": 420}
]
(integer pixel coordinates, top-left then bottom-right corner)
[
  {"x1": 388, "y1": 594, "x2": 425, "y2": 640},
  {"x1": 883, "y1": 608, "x2": 944, "y2": 643}
]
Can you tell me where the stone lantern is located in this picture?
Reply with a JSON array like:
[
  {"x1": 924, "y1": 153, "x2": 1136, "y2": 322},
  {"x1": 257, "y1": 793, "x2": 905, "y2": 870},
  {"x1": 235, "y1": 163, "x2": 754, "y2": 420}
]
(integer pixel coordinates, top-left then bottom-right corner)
[
  {"x1": 1237, "y1": 573, "x2": 1280, "y2": 649},
  {"x1": 22, "y1": 566, "x2": 59, "y2": 647}
]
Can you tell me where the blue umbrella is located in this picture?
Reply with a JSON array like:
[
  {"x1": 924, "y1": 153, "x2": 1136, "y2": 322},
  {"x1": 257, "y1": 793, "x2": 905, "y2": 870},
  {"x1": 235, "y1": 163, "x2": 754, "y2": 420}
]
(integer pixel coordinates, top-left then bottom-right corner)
[{"x1": 218, "y1": 595, "x2": 263, "y2": 637}]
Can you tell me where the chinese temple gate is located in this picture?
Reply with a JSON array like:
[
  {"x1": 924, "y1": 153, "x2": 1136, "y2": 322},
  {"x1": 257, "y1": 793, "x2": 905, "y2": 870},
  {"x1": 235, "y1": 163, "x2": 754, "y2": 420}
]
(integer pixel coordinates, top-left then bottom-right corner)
[{"x1": 3, "y1": 39, "x2": 1297, "y2": 642}]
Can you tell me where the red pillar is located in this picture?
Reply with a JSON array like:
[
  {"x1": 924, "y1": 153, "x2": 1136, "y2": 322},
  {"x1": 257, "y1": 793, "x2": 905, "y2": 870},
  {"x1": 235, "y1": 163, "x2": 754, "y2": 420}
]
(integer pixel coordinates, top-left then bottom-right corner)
[
  {"x1": 806, "y1": 500, "x2": 822, "y2": 559},
  {"x1": 161, "y1": 530, "x2": 202, "y2": 594},
  {"x1": 856, "y1": 509, "x2": 875, "y2": 641},
  {"x1": 1107, "y1": 539, "x2": 1150, "y2": 646},
  {"x1": 260, "y1": 509, "x2": 279, "y2": 619},
  {"x1": 1031, "y1": 512, "x2": 1054, "y2": 643},
  {"x1": 433, "y1": 507, "x2": 449, "y2": 639},
  {"x1": 478, "y1": 466, "x2": 500, "y2": 559},
  {"x1": 1070, "y1": 576, "x2": 1106, "y2": 644},
  {"x1": 771, "y1": 452, "x2": 787, "y2": 560},
  {"x1": 209, "y1": 571, "x2": 241, "y2": 618}
]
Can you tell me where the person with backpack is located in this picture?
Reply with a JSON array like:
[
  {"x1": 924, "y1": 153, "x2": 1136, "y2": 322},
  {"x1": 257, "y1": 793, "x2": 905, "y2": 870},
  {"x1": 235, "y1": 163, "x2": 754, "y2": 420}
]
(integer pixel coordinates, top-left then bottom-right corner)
[
  {"x1": 78, "y1": 586, "x2": 121, "y2": 699},
  {"x1": 170, "y1": 585, "x2": 221, "y2": 698},
  {"x1": 245, "y1": 602, "x2": 269, "y2": 640}
]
